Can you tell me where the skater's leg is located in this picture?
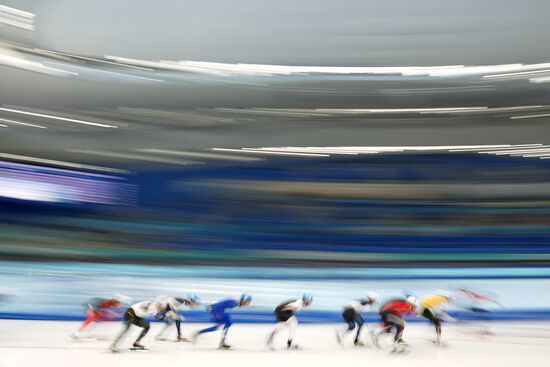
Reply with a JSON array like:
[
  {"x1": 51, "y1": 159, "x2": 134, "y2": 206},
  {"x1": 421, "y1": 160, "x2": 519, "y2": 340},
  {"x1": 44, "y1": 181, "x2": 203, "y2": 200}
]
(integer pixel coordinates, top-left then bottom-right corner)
[
  {"x1": 394, "y1": 323, "x2": 404, "y2": 342},
  {"x1": 342, "y1": 309, "x2": 356, "y2": 336},
  {"x1": 434, "y1": 317, "x2": 442, "y2": 343},
  {"x1": 377, "y1": 313, "x2": 393, "y2": 335},
  {"x1": 353, "y1": 314, "x2": 365, "y2": 344},
  {"x1": 385, "y1": 314, "x2": 405, "y2": 342},
  {"x1": 165, "y1": 310, "x2": 183, "y2": 337},
  {"x1": 79, "y1": 310, "x2": 97, "y2": 331},
  {"x1": 192, "y1": 319, "x2": 221, "y2": 345},
  {"x1": 336, "y1": 309, "x2": 355, "y2": 345},
  {"x1": 111, "y1": 321, "x2": 131, "y2": 347},
  {"x1": 221, "y1": 316, "x2": 233, "y2": 343},
  {"x1": 423, "y1": 309, "x2": 441, "y2": 343},
  {"x1": 268, "y1": 321, "x2": 288, "y2": 345},
  {"x1": 198, "y1": 323, "x2": 221, "y2": 334},
  {"x1": 133, "y1": 317, "x2": 150, "y2": 344},
  {"x1": 110, "y1": 309, "x2": 133, "y2": 350},
  {"x1": 175, "y1": 320, "x2": 181, "y2": 337},
  {"x1": 287, "y1": 316, "x2": 298, "y2": 347}
]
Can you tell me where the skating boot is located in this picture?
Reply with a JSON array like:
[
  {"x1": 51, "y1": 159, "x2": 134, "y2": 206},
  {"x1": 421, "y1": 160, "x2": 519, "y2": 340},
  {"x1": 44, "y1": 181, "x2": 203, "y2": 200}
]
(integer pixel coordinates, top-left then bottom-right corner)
[
  {"x1": 287, "y1": 340, "x2": 302, "y2": 350},
  {"x1": 130, "y1": 342, "x2": 147, "y2": 351},
  {"x1": 218, "y1": 341, "x2": 232, "y2": 349},
  {"x1": 177, "y1": 335, "x2": 190, "y2": 342},
  {"x1": 397, "y1": 338, "x2": 408, "y2": 346}
]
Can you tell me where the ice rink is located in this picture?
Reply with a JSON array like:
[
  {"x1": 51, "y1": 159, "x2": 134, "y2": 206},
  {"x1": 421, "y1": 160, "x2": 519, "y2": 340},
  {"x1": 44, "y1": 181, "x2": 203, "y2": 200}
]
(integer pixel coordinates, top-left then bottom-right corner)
[{"x1": 0, "y1": 320, "x2": 548, "y2": 367}]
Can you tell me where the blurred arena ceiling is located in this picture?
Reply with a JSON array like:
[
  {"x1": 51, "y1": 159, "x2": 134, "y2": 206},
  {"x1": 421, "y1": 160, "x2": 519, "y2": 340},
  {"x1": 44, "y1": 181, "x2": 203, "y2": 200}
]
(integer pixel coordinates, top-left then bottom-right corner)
[{"x1": 1, "y1": 0, "x2": 550, "y2": 168}]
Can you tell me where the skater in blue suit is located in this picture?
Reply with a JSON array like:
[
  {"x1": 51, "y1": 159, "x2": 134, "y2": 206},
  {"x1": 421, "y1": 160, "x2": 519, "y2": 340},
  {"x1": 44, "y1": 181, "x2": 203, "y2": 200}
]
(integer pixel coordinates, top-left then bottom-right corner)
[{"x1": 192, "y1": 294, "x2": 252, "y2": 349}]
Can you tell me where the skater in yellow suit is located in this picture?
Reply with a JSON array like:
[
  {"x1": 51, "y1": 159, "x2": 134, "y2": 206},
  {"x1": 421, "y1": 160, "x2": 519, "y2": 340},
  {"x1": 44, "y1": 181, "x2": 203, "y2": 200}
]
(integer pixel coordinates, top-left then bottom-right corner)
[{"x1": 419, "y1": 291, "x2": 455, "y2": 346}]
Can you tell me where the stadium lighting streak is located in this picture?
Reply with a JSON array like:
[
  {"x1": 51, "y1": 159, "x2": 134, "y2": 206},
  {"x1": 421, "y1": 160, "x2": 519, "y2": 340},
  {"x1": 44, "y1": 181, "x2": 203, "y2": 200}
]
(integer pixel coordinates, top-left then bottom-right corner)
[
  {"x1": 479, "y1": 146, "x2": 550, "y2": 154},
  {"x1": 214, "y1": 108, "x2": 330, "y2": 117},
  {"x1": 0, "y1": 5, "x2": 35, "y2": 31},
  {"x1": 0, "y1": 50, "x2": 78, "y2": 77},
  {"x1": 483, "y1": 68, "x2": 550, "y2": 79},
  {"x1": 264, "y1": 145, "x2": 515, "y2": 152},
  {"x1": 0, "y1": 153, "x2": 128, "y2": 173},
  {"x1": 239, "y1": 148, "x2": 331, "y2": 157},
  {"x1": 529, "y1": 76, "x2": 550, "y2": 83},
  {"x1": 506, "y1": 147, "x2": 550, "y2": 153},
  {"x1": 0, "y1": 107, "x2": 118, "y2": 128},
  {"x1": 444, "y1": 105, "x2": 544, "y2": 113},
  {"x1": 68, "y1": 150, "x2": 202, "y2": 165},
  {"x1": 104, "y1": 56, "x2": 550, "y2": 81},
  {"x1": 212, "y1": 145, "x2": 538, "y2": 157},
  {"x1": 138, "y1": 149, "x2": 264, "y2": 161},
  {"x1": 215, "y1": 106, "x2": 546, "y2": 118},
  {"x1": 0, "y1": 160, "x2": 126, "y2": 179},
  {"x1": 0, "y1": 117, "x2": 47, "y2": 129},
  {"x1": 257, "y1": 148, "x2": 361, "y2": 155},
  {"x1": 47, "y1": 61, "x2": 164, "y2": 82},
  {"x1": 0, "y1": 180, "x2": 58, "y2": 202},
  {"x1": 449, "y1": 144, "x2": 543, "y2": 152},
  {"x1": 510, "y1": 113, "x2": 550, "y2": 119},
  {"x1": 105, "y1": 55, "x2": 466, "y2": 76},
  {"x1": 421, "y1": 64, "x2": 524, "y2": 77},
  {"x1": 510, "y1": 149, "x2": 550, "y2": 156},
  {"x1": 212, "y1": 148, "x2": 330, "y2": 157},
  {"x1": 48, "y1": 50, "x2": 155, "y2": 71},
  {"x1": 521, "y1": 153, "x2": 550, "y2": 158},
  {"x1": 317, "y1": 107, "x2": 489, "y2": 114}
]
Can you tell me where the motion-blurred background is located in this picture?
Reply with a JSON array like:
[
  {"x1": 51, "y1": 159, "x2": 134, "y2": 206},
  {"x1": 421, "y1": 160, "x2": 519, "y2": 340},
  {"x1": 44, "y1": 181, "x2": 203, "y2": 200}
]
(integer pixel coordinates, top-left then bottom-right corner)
[{"x1": 1, "y1": 0, "x2": 550, "y2": 321}]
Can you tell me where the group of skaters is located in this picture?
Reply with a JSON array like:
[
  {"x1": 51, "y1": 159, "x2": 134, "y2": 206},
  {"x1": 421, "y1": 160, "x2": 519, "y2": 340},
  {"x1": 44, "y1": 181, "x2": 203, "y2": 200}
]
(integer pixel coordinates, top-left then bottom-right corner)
[
  {"x1": 71, "y1": 288, "x2": 496, "y2": 353},
  {"x1": 336, "y1": 291, "x2": 454, "y2": 353}
]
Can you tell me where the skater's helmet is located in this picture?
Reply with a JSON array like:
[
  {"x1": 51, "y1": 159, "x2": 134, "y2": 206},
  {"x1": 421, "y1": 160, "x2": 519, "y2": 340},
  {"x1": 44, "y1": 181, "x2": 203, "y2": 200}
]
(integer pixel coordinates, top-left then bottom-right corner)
[
  {"x1": 403, "y1": 290, "x2": 416, "y2": 298},
  {"x1": 302, "y1": 293, "x2": 313, "y2": 305},
  {"x1": 366, "y1": 291, "x2": 378, "y2": 304},
  {"x1": 406, "y1": 296, "x2": 419, "y2": 309},
  {"x1": 187, "y1": 293, "x2": 201, "y2": 305},
  {"x1": 240, "y1": 293, "x2": 252, "y2": 305}
]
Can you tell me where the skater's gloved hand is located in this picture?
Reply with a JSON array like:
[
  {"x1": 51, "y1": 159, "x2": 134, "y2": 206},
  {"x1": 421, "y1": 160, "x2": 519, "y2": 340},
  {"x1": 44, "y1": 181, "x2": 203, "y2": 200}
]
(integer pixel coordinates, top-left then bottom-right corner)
[{"x1": 155, "y1": 312, "x2": 167, "y2": 321}]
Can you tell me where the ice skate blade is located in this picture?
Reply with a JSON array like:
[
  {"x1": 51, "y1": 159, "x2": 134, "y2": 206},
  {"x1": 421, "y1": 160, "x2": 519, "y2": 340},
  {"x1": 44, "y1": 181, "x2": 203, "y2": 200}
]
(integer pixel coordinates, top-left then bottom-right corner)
[{"x1": 287, "y1": 345, "x2": 303, "y2": 350}]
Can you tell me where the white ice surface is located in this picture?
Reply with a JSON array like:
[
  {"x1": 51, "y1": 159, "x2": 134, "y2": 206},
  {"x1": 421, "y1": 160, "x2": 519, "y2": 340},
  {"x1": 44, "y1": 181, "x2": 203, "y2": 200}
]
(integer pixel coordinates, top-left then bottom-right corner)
[{"x1": 0, "y1": 320, "x2": 548, "y2": 367}]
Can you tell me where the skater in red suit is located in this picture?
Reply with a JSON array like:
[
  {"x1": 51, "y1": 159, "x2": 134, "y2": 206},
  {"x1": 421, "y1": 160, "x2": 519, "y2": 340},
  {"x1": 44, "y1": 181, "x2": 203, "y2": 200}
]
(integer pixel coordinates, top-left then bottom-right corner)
[
  {"x1": 71, "y1": 296, "x2": 128, "y2": 340},
  {"x1": 372, "y1": 296, "x2": 418, "y2": 352}
]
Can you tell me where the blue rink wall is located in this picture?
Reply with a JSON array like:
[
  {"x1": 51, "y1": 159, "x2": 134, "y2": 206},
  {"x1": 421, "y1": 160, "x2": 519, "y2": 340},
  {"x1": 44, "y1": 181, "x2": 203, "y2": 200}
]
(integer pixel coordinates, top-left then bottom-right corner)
[{"x1": 1, "y1": 262, "x2": 550, "y2": 322}]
